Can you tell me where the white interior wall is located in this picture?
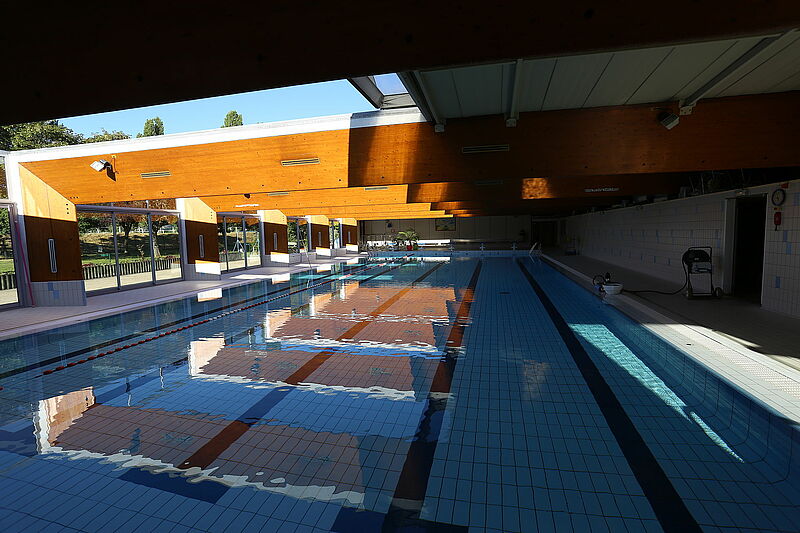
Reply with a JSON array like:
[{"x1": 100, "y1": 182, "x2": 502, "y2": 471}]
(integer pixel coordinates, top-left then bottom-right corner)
[
  {"x1": 565, "y1": 178, "x2": 800, "y2": 318},
  {"x1": 363, "y1": 215, "x2": 530, "y2": 241}
]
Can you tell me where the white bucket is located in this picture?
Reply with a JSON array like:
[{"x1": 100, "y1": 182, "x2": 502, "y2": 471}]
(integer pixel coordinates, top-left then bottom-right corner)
[{"x1": 603, "y1": 282, "x2": 623, "y2": 295}]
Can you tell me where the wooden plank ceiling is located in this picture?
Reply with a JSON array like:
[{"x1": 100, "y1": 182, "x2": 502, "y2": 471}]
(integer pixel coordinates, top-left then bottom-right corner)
[{"x1": 3, "y1": 2, "x2": 798, "y2": 125}]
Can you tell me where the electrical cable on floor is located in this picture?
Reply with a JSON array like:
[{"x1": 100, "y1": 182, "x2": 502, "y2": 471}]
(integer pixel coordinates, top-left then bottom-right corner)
[
  {"x1": 624, "y1": 262, "x2": 689, "y2": 295},
  {"x1": 594, "y1": 262, "x2": 690, "y2": 296}
]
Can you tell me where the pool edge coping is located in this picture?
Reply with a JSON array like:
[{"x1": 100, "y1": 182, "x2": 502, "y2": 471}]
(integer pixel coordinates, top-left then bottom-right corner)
[{"x1": 541, "y1": 253, "x2": 800, "y2": 426}]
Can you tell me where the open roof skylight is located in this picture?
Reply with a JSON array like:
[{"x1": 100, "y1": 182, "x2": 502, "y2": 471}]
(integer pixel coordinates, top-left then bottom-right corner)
[{"x1": 348, "y1": 75, "x2": 415, "y2": 110}]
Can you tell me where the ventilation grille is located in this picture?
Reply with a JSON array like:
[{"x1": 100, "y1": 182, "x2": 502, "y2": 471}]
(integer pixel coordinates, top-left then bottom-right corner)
[
  {"x1": 461, "y1": 144, "x2": 510, "y2": 154},
  {"x1": 140, "y1": 170, "x2": 171, "y2": 178},
  {"x1": 364, "y1": 186, "x2": 388, "y2": 191},
  {"x1": 280, "y1": 157, "x2": 320, "y2": 166},
  {"x1": 584, "y1": 187, "x2": 620, "y2": 193},
  {"x1": 267, "y1": 191, "x2": 290, "y2": 196}
]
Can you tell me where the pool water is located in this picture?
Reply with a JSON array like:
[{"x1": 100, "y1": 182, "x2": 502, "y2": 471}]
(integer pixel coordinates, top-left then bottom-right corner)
[{"x1": 0, "y1": 256, "x2": 797, "y2": 532}]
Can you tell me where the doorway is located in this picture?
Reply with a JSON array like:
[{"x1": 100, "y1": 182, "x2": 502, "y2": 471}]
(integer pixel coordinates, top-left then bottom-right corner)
[
  {"x1": 530, "y1": 221, "x2": 557, "y2": 248},
  {"x1": 78, "y1": 207, "x2": 184, "y2": 294},
  {"x1": 732, "y1": 195, "x2": 767, "y2": 303}
]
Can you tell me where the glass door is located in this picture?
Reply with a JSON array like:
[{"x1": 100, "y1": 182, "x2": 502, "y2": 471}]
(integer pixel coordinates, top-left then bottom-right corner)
[
  {"x1": 78, "y1": 207, "x2": 183, "y2": 293},
  {"x1": 298, "y1": 218, "x2": 310, "y2": 252},
  {"x1": 330, "y1": 220, "x2": 341, "y2": 249},
  {"x1": 116, "y1": 213, "x2": 153, "y2": 289},
  {"x1": 152, "y1": 214, "x2": 182, "y2": 283},
  {"x1": 78, "y1": 211, "x2": 119, "y2": 292},
  {"x1": 288, "y1": 219, "x2": 300, "y2": 253},
  {"x1": 217, "y1": 215, "x2": 228, "y2": 272},
  {"x1": 225, "y1": 217, "x2": 246, "y2": 270},
  {"x1": 245, "y1": 216, "x2": 262, "y2": 267},
  {"x1": 0, "y1": 205, "x2": 19, "y2": 307}
]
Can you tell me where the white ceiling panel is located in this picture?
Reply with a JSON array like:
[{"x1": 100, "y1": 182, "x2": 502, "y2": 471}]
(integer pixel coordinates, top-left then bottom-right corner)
[
  {"x1": 672, "y1": 36, "x2": 764, "y2": 99},
  {"x1": 410, "y1": 32, "x2": 796, "y2": 121},
  {"x1": 516, "y1": 58, "x2": 557, "y2": 112},
  {"x1": 541, "y1": 53, "x2": 613, "y2": 111},
  {"x1": 626, "y1": 40, "x2": 738, "y2": 104},
  {"x1": 450, "y1": 63, "x2": 513, "y2": 117},
  {"x1": 419, "y1": 70, "x2": 463, "y2": 118},
  {"x1": 768, "y1": 69, "x2": 800, "y2": 93},
  {"x1": 716, "y1": 34, "x2": 800, "y2": 96},
  {"x1": 583, "y1": 47, "x2": 672, "y2": 108}
]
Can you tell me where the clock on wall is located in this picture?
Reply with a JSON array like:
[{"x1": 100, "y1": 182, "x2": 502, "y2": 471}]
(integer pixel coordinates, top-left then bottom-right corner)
[{"x1": 771, "y1": 188, "x2": 786, "y2": 206}]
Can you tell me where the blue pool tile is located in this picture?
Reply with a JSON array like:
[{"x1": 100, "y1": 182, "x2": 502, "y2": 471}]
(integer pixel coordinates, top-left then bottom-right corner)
[{"x1": 0, "y1": 257, "x2": 797, "y2": 532}]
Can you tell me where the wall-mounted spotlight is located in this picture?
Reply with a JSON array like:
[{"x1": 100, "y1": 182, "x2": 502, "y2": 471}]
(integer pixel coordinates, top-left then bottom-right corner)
[
  {"x1": 90, "y1": 159, "x2": 116, "y2": 180},
  {"x1": 658, "y1": 111, "x2": 680, "y2": 130}
]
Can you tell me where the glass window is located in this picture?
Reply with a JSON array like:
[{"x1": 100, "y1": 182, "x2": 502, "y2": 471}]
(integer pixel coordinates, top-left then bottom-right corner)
[
  {"x1": 225, "y1": 217, "x2": 246, "y2": 270},
  {"x1": 288, "y1": 219, "x2": 300, "y2": 253},
  {"x1": 78, "y1": 211, "x2": 119, "y2": 293},
  {"x1": 79, "y1": 208, "x2": 182, "y2": 293},
  {"x1": 153, "y1": 214, "x2": 182, "y2": 283},
  {"x1": 245, "y1": 216, "x2": 261, "y2": 267},
  {"x1": 0, "y1": 206, "x2": 18, "y2": 306},
  {"x1": 0, "y1": 155, "x2": 7, "y2": 200},
  {"x1": 117, "y1": 213, "x2": 153, "y2": 289},
  {"x1": 330, "y1": 220, "x2": 341, "y2": 249},
  {"x1": 298, "y1": 218, "x2": 310, "y2": 252},
  {"x1": 217, "y1": 215, "x2": 228, "y2": 272}
]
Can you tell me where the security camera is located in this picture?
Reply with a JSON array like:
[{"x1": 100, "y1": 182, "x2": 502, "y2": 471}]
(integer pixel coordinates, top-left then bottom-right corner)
[{"x1": 90, "y1": 159, "x2": 110, "y2": 172}]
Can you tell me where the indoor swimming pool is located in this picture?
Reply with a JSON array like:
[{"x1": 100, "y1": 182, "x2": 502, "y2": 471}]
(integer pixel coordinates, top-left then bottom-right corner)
[{"x1": 0, "y1": 256, "x2": 797, "y2": 532}]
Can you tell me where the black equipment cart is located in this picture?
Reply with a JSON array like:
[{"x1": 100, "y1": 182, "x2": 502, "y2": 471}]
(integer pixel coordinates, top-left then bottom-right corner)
[{"x1": 682, "y1": 247, "x2": 714, "y2": 298}]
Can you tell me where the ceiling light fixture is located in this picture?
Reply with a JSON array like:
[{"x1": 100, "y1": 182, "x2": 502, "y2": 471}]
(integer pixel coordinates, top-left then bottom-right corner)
[
  {"x1": 140, "y1": 170, "x2": 171, "y2": 178},
  {"x1": 280, "y1": 157, "x2": 320, "y2": 166}
]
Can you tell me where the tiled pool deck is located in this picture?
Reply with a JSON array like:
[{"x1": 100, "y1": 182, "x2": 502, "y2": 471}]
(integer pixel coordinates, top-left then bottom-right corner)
[{"x1": 0, "y1": 255, "x2": 798, "y2": 532}]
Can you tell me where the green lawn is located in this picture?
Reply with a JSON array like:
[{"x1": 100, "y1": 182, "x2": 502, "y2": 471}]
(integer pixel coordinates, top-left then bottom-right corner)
[
  {"x1": 80, "y1": 232, "x2": 180, "y2": 264},
  {"x1": 0, "y1": 258, "x2": 13, "y2": 274}
]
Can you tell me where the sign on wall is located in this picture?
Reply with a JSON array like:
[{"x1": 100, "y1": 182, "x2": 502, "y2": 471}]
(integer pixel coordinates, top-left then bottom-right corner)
[{"x1": 435, "y1": 218, "x2": 456, "y2": 231}]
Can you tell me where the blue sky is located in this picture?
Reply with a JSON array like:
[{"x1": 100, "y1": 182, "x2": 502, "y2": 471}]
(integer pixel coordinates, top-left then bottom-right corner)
[{"x1": 60, "y1": 80, "x2": 376, "y2": 137}]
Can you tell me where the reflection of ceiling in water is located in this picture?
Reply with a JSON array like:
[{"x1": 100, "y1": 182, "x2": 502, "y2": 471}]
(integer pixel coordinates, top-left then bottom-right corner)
[{"x1": 31, "y1": 275, "x2": 461, "y2": 509}]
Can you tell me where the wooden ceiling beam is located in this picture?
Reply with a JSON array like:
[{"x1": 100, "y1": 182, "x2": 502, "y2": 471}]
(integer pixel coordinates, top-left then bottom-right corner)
[
  {"x1": 435, "y1": 197, "x2": 623, "y2": 214},
  {"x1": 202, "y1": 173, "x2": 681, "y2": 212},
  {"x1": 408, "y1": 174, "x2": 684, "y2": 203},
  {"x1": 19, "y1": 92, "x2": 800, "y2": 204},
  {"x1": 351, "y1": 212, "x2": 449, "y2": 221},
  {"x1": 280, "y1": 203, "x2": 438, "y2": 218},
  {"x1": 202, "y1": 185, "x2": 410, "y2": 212}
]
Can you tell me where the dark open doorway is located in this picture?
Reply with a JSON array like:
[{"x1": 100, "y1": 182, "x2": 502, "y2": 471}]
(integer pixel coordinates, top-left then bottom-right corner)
[
  {"x1": 531, "y1": 221, "x2": 558, "y2": 248},
  {"x1": 732, "y1": 195, "x2": 767, "y2": 303}
]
